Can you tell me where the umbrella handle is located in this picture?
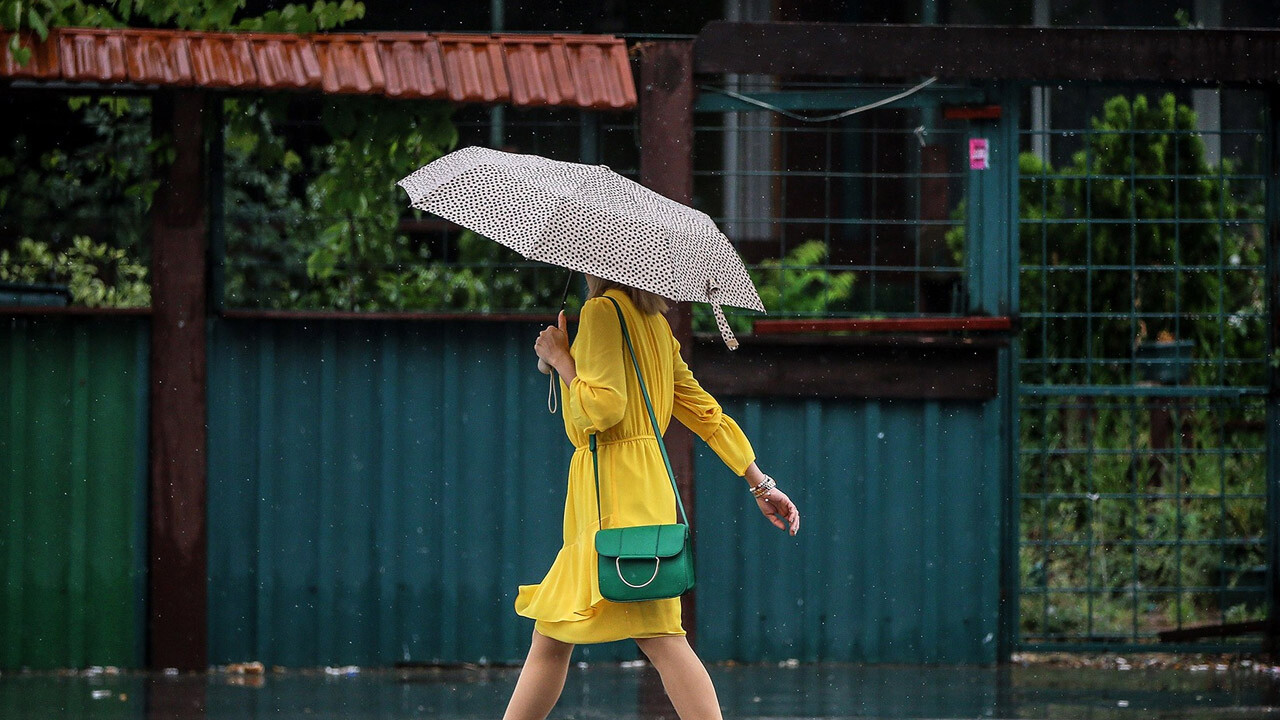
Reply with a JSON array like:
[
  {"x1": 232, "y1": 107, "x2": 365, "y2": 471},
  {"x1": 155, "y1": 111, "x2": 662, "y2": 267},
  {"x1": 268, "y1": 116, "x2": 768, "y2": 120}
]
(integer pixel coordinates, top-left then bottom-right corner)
[{"x1": 537, "y1": 358, "x2": 552, "y2": 375}]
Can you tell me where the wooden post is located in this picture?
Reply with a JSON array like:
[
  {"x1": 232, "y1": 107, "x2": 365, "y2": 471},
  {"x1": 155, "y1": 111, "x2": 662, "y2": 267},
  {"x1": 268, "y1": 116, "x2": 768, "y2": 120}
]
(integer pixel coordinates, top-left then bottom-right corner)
[
  {"x1": 639, "y1": 40, "x2": 697, "y2": 646},
  {"x1": 148, "y1": 90, "x2": 209, "y2": 671}
]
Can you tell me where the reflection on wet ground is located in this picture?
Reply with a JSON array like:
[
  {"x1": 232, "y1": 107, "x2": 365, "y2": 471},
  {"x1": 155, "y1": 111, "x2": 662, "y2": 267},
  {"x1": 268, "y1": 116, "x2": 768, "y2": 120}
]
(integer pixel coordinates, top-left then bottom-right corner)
[{"x1": 2, "y1": 662, "x2": 1279, "y2": 719}]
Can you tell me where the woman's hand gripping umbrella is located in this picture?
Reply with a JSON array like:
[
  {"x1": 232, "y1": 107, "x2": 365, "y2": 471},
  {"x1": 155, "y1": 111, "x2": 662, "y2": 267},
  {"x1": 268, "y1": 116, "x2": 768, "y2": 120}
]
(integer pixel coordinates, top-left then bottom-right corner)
[{"x1": 533, "y1": 310, "x2": 574, "y2": 385}]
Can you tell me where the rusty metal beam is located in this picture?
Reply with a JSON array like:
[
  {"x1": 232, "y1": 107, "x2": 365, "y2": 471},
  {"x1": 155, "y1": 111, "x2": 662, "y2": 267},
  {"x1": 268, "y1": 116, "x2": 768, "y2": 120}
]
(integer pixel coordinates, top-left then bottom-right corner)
[
  {"x1": 753, "y1": 316, "x2": 1012, "y2": 335},
  {"x1": 638, "y1": 39, "x2": 698, "y2": 645},
  {"x1": 695, "y1": 22, "x2": 1280, "y2": 85},
  {"x1": 0, "y1": 306, "x2": 152, "y2": 317},
  {"x1": 695, "y1": 335, "x2": 1002, "y2": 401},
  {"x1": 148, "y1": 89, "x2": 209, "y2": 671}
]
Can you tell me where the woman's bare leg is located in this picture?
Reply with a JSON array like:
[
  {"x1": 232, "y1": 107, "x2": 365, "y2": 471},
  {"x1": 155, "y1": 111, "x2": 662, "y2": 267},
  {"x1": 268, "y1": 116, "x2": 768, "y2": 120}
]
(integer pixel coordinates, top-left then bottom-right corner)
[
  {"x1": 635, "y1": 636, "x2": 723, "y2": 720},
  {"x1": 502, "y1": 629, "x2": 575, "y2": 720}
]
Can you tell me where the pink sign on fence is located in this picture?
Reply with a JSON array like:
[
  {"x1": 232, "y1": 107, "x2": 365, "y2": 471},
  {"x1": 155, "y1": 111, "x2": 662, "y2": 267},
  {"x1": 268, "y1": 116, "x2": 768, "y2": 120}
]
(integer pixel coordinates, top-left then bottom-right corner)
[{"x1": 969, "y1": 138, "x2": 989, "y2": 170}]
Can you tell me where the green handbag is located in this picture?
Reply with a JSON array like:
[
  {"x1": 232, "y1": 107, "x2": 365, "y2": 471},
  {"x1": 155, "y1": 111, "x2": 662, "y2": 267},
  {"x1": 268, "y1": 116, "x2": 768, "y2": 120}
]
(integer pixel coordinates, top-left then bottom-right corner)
[{"x1": 591, "y1": 296, "x2": 695, "y2": 603}]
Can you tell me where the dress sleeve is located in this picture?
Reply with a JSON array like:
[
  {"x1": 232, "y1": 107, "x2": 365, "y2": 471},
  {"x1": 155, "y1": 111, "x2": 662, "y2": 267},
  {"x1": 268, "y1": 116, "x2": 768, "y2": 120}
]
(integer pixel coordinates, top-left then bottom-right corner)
[
  {"x1": 566, "y1": 298, "x2": 628, "y2": 434},
  {"x1": 670, "y1": 335, "x2": 756, "y2": 476}
]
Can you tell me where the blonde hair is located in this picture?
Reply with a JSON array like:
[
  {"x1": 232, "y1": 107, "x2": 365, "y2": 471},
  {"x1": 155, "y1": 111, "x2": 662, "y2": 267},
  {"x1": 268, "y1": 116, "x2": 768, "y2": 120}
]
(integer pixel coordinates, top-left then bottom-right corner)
[{"x1": 584, "y1": 274, "x2": 670, "y2": 315}]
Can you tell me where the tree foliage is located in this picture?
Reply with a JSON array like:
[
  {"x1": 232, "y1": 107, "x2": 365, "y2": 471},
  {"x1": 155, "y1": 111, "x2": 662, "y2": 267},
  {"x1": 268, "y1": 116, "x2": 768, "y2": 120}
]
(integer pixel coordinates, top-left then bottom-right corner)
[
  {"x1": 222, "y1": 96, "x2": 459, "y2": 310},
  {"x1": 2, "y1": 0, "x2": 365, "y2": 63},
  {"x1": 695, "y1": 240, "x2": 857, "y2": 335},
  {"x1": 0, "y1": 236, "x2": 149, "y2": 306},
  {"x1": 0, "y1": 95, "x2": 160, "y2": 301},
  {"x1": 1, "y1": 0, "x2": 372, "y2": 304},
  {"x1": 1029, "y1": 94, "x2": 1262, "y2": 384},
  {"x1": 0, "y1": 97, "x2": 155, "y2": 255}
]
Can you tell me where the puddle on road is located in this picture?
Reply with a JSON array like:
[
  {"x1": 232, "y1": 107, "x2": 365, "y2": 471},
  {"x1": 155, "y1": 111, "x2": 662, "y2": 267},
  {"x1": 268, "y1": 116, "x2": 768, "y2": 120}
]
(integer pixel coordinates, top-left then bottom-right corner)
[{"x1": 2, "y1": 663, "x2": 1278, "y2": 718}]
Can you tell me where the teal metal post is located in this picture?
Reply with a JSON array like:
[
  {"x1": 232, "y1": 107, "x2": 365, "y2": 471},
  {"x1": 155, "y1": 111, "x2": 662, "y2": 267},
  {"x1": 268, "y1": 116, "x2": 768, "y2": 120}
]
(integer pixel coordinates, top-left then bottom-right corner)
[
  {"x1": 964, "y1": 89, "x2": 1017, "y2": 317},
  {"x1": 963, "y1": 84, "x2": 1020, "y2": 661}
]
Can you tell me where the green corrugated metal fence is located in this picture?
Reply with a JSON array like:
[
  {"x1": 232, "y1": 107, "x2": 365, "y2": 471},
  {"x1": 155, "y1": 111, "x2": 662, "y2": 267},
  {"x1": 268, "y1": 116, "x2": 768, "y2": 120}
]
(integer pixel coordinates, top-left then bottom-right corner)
[
  {"x1": 207, "y1": 317, "x2": 592, "y2": 666},
  {"x1": 0, "y1": 313, "x2": 1008, "y2": 668},
  {"x1": 0, "y1": 316, "x2": 149, "y2": 670},
  {"x1": 696, "y1": 397, "x2": 1003, "y2": 664},
  {"x1": 207, "y1": 317, "x2": 1004, "y2": 666}
]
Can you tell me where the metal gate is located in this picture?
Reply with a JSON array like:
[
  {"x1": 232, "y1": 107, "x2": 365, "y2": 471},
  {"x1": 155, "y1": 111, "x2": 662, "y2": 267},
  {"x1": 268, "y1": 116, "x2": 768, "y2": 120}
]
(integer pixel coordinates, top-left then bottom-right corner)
[{"x1": 1013, "y1": 86, "x2": 1274, "y2": 651}]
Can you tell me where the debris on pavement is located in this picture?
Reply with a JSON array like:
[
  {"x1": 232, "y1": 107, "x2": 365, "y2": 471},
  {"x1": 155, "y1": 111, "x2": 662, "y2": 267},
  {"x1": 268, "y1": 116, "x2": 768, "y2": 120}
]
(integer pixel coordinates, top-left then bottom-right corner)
[{"x1": 1011, "y1": 651, "x2": 1280, "y2": 674}]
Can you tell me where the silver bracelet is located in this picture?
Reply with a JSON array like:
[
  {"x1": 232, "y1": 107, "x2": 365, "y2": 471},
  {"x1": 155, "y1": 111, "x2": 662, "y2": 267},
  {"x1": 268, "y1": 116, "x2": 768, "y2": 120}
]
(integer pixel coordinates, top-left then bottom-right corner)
[{"x1": 750, "y1": 475, "x2": 777, "y2": 499}]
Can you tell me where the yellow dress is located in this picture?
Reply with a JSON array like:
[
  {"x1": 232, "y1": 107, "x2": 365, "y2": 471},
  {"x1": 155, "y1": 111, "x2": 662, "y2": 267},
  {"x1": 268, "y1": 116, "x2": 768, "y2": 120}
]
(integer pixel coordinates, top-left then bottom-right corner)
[{"x1": 514, "y1": 288, "x2": 756, "y2": 644}]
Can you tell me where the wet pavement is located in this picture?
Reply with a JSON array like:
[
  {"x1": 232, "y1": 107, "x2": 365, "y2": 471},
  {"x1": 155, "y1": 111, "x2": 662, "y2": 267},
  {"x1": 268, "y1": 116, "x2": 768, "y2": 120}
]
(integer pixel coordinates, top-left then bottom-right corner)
[{"x1": 2, "y1": 661, "x2": 1279, "y2": 719}]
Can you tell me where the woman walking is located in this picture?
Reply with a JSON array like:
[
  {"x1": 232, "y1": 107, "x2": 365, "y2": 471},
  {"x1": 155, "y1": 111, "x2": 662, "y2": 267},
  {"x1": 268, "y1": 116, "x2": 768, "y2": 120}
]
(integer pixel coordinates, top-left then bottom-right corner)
[{"x1": 510, "y1": 275, "x2": 800, "y2": 720}]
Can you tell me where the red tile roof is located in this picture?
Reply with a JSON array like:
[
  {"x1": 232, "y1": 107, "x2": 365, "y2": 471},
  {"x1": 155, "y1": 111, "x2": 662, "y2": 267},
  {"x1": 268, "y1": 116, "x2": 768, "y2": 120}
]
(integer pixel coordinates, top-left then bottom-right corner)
[
  {"x1": 375, "y1": 34, "x2": 448, "y2": 99},
  {"x1": 499, "y1": 34, "x2": 576, "y2": 107},
  {"x1": 312, "y1": 34, "x2": 383, "y2": 93},
  {"x1": 1, "y1": 31, "x2": 59, "y2": 79},
  {"x1": 0, "y1": 27, "x2": 636, "y2": 109},
  {"x1": 188, "y1": 33, "x2": 256, "y2": 88},
  {"x1": 435, "y1": 33, "x2": 510, "y2": 103},
  {"x1": 58, "y1": 27, "x2": 127, "y2": 83},
  {"x1": 560, "y1": 34, "x2": 636, "y2": 110},
  {"x1": 246, "y1": 33, "x2": 323, "y2": 90},
  {"x1": 123, "y1": 30, "x2": 193, "y2": 86}
]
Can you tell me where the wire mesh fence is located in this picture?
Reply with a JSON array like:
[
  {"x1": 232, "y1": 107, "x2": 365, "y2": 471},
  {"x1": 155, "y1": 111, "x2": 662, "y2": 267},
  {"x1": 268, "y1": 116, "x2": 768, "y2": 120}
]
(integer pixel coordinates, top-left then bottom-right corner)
[
  {"x1": 223, "y1": 81, "x2": 985, "y2": 325},
  {"x1": 1015, "y1": 85, "x2": 1271, "y2": 649},
  {"x1": 690, "y1": 80, "x2": 979, "y2": 334}
]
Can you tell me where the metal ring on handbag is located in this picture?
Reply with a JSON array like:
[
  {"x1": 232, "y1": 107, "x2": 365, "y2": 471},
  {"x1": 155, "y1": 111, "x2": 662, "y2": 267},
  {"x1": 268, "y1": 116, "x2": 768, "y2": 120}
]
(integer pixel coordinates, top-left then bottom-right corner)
[{"x1": 616, "y1": 557, "x2": 661, "y2": 588}]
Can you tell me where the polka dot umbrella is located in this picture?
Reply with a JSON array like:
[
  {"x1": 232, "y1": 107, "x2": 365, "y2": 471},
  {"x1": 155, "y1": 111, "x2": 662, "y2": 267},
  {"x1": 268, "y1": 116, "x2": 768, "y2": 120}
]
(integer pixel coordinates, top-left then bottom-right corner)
[{"x1": 397, "y1": 146, "x2": 765, "y2": 350}]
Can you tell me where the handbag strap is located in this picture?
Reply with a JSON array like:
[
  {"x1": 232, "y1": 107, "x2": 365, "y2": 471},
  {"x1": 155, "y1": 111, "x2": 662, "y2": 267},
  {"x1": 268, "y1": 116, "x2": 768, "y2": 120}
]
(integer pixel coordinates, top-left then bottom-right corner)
[{"x1": 589, "y1": 295, "x2": 688, "y2": 528}]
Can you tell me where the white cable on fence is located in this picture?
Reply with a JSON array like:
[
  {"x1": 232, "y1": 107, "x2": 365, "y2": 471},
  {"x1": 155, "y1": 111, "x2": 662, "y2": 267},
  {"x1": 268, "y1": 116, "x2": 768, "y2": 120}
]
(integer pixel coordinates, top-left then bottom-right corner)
[{"x1": 698, "y1": 77, "x2": 940, "y2": 123}]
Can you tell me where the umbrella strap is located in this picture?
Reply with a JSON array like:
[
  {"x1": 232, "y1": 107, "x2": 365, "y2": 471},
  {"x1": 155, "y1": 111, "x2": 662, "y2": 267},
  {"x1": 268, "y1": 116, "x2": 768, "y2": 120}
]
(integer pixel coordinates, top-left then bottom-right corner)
[
  {"x1": 711, "y1": 303, "x2": 739, "y2": 351},
  {"x1": 547, "y1": 269, "x2": 574, "y2": 415},
  {"x1": 705, "y1": 282, "x2": 740, "y2": 350}
]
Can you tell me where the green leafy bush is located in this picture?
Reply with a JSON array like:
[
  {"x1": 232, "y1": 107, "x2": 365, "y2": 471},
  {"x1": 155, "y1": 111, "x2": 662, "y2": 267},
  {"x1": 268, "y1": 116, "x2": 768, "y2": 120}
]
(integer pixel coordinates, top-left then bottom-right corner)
[
  {"x1": 694, "y1": 239, "x2": 856, "y2": 335},
  {"x1": 222, "y1": 95, "x2": 459, "y2": 310},
  {"x1": 0, "y1": 236, "x2": 149, "y2": 307},
  {"x1": 0, "y1": 97, "x2": 155, "y2": 259}
]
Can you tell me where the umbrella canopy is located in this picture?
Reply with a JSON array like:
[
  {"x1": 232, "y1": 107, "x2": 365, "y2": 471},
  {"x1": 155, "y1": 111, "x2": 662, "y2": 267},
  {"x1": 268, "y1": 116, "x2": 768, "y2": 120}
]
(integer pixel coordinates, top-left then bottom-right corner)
[{"x1": 397, "y1": 146, "x2": 764, "y2": 348}]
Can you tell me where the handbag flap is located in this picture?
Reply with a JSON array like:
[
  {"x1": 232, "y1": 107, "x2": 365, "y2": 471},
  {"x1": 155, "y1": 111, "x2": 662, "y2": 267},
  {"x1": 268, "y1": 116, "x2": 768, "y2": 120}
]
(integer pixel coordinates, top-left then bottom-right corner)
[{"x1": 595, "y1": 524, "x2": 687, "y2": 559}]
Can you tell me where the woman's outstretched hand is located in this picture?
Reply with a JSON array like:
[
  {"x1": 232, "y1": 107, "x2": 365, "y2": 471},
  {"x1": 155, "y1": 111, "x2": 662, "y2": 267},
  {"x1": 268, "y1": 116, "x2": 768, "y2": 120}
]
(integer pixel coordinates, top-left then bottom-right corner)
[
  {"x1": 744, "y1": 463, "x2": 799, "y2": 536},
  {"x1": 534, "y1": 311, "x2": 576, "y2": 383},
  {"x1": 757, "y1": 489, "x2": 800, "y2": 536}
]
